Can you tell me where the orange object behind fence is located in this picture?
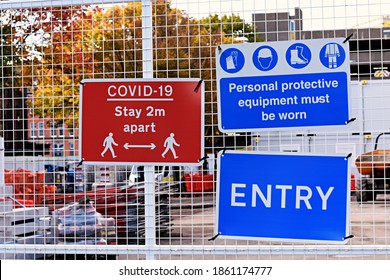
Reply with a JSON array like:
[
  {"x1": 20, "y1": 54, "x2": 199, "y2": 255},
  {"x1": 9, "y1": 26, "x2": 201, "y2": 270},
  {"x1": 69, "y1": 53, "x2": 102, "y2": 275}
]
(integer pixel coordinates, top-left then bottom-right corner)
[
  {"x1": 3, "y1": 168, "x2": 56, "y2": 207},
  {"x1": 185, "y1": 173, "x2": 215, "y2": 192}
]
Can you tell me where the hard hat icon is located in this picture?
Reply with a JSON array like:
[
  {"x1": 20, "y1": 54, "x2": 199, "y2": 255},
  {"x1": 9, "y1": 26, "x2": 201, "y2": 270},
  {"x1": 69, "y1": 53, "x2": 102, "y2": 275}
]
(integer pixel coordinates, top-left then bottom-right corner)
[
  {"x1": 258, "y1": 48, "x2": 272, "y2": 58},
  {"x1": 257, "y1": 47, "x2": 273, "y2": 70}
]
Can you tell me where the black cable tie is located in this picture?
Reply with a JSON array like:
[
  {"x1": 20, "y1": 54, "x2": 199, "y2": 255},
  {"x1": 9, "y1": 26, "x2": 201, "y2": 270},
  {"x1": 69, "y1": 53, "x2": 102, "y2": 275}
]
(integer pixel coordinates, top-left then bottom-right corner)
[
  {"x1": 208, "y1": 232, "x2": 221, "y2": 241},
  {"x1": 80, "y1": 81, "x2": 85, "y2": 86},
  {"x1": 194, "y1": 79, "x2": 203, "y2": 92},
  {"x1": 346, "y1": 118, "x2": 356, "y2": 124},
  {"x1": 198, "y1": 155, "x2": 209, "y2": 163},
  {"x1": 221, "y1": 148, "x2": 227, "y2": 155},
  {"x1": 217, "y1": 45, "x2": 222, "y2": 54},
  {"x1": 343, "y1": 234, "x2": 354, "y2": 240},
  {"x1": 77, "y1": 158, "x2": 84, "y2": 167},
  {"x1": 343, "y1": 33, "x2": 354, "y2": 43},
  {"x1": 345, "y1": 153, "x2": 352, "y2": 160}
]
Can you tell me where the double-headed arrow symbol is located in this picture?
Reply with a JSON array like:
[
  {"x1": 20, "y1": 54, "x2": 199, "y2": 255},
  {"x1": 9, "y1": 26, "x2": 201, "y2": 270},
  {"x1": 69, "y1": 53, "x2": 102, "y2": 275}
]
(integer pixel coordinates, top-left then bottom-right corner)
[{"x1": 124, "y1": 143, "x2": 156, "y2": 150}]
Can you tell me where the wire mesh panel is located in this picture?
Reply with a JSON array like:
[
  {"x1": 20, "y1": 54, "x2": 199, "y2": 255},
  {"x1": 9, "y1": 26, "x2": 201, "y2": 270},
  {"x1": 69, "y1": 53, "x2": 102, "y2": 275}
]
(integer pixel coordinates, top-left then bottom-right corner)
[{"x1": 1, "y1": 0, "x2": 390, "y2": 260}]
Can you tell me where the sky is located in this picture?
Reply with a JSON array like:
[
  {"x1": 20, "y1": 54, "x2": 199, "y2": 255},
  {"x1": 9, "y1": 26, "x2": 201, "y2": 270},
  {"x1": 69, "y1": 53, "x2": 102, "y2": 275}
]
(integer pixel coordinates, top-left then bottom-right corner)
[{"x1": 171, "y1": 0, "x2": 390, "y2": 30}]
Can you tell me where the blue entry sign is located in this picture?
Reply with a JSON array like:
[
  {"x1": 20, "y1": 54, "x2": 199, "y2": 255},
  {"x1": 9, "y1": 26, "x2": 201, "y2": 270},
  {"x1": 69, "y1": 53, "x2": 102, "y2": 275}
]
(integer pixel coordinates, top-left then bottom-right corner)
[
  {"x1": 216, "y1": 150, "x2": 351, "y2": 243},
  {"x1": 217, "y1": 38, "x2": 351, "y2": 132}
]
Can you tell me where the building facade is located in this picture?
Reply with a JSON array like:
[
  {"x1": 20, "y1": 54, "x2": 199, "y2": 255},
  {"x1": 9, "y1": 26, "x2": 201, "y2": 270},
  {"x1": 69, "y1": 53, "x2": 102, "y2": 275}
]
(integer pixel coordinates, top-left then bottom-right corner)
[{"x1": 27, "y1": 115, "x2": 78, "y2": 157}]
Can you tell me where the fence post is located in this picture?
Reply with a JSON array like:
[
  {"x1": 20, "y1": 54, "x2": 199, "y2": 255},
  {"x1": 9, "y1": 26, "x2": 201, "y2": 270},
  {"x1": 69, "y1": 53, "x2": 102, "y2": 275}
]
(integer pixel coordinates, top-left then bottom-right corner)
[{"x1": 142, "y1": 0, "x2": 156, "y2": 260}]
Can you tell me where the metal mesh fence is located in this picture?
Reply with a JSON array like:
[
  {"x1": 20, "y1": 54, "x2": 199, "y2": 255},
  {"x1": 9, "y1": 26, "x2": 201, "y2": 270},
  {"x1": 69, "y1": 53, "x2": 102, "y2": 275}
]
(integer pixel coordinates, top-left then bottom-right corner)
[{"x1": 1, "y1": 0, "x2": 390, "y2": 260}]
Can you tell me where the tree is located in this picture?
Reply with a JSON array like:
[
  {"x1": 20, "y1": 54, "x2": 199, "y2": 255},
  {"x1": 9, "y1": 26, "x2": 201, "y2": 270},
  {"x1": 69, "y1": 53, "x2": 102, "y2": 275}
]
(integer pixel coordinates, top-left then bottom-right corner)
[
  {"x1": 0, "y1": 15, "x2": 15, "y2": 88},
  {"x1": 20, "y1": 6, "x2": 100, "y2": 128},
  {"x1": 200, "y1": 13, "x2": 262, "y2": 43},
  {"x1": 1, "y1": 9, "x2": 31, "y2": 137},
  {"x1": 86, "y1": 3, "x2": 144, "y2": 78}
]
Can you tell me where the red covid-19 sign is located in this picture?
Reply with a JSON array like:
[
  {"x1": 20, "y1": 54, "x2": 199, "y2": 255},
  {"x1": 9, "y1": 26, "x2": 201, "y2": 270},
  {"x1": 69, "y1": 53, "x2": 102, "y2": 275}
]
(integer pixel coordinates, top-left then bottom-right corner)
[{"x1": 80, "y1": 79, "x2": 204, "y2": 165}]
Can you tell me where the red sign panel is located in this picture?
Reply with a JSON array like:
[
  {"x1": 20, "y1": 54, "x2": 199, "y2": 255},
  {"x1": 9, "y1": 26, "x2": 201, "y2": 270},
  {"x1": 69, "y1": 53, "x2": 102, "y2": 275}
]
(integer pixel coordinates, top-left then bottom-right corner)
[{"x1": 80, "y1": 79, "x2": 204, "y2": 165}]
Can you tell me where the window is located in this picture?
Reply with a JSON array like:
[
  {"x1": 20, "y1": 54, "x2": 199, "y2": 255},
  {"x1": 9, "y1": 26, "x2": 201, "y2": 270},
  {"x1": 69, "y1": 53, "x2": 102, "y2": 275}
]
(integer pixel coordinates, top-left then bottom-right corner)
[
  {"x1": 30, "y1": 122, "x2": 37, "y2": 138},
  {"x1": 69, "y1": 142, "x2": 74, "y2": 156},
  {"x1": 50, "y1": 122, "x2": 56, "y2": 137},
  {"x1": 38, "y1": 122, "x2": 44, "y2": 137},
  {"x1": 58, "y1": 124, "x2": 64, "y2": 137},
  {"x1": 53, "y1": 143, "x2": 64, "y2": 157}
]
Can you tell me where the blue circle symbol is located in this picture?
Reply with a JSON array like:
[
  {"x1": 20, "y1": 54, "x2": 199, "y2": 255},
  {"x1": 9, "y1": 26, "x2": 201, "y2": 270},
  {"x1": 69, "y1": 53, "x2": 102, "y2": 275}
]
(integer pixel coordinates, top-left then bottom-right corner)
[
  {"x1": 319, "y1": 43, "x2": 346, "y2": 69},
  {"x1": 252, "y1": 46, "x2": 278, "y2": 71},
  {"x1": 219, "y1": 48, "x2": 245, "y2": 73},
  {"x1": 286, "y1": 43, "x2": 311, "y2": 69}
]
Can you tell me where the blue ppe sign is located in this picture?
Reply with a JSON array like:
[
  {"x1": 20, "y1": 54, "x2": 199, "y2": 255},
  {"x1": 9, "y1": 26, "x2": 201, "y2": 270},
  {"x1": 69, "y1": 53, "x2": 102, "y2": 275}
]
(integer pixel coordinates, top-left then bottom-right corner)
[
  {"x1": 216, "y1": 38, "x2": 350, "y2": 132},
  {"x1": 216, "y1": 150, "x2": 351, "y2": 243}
]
